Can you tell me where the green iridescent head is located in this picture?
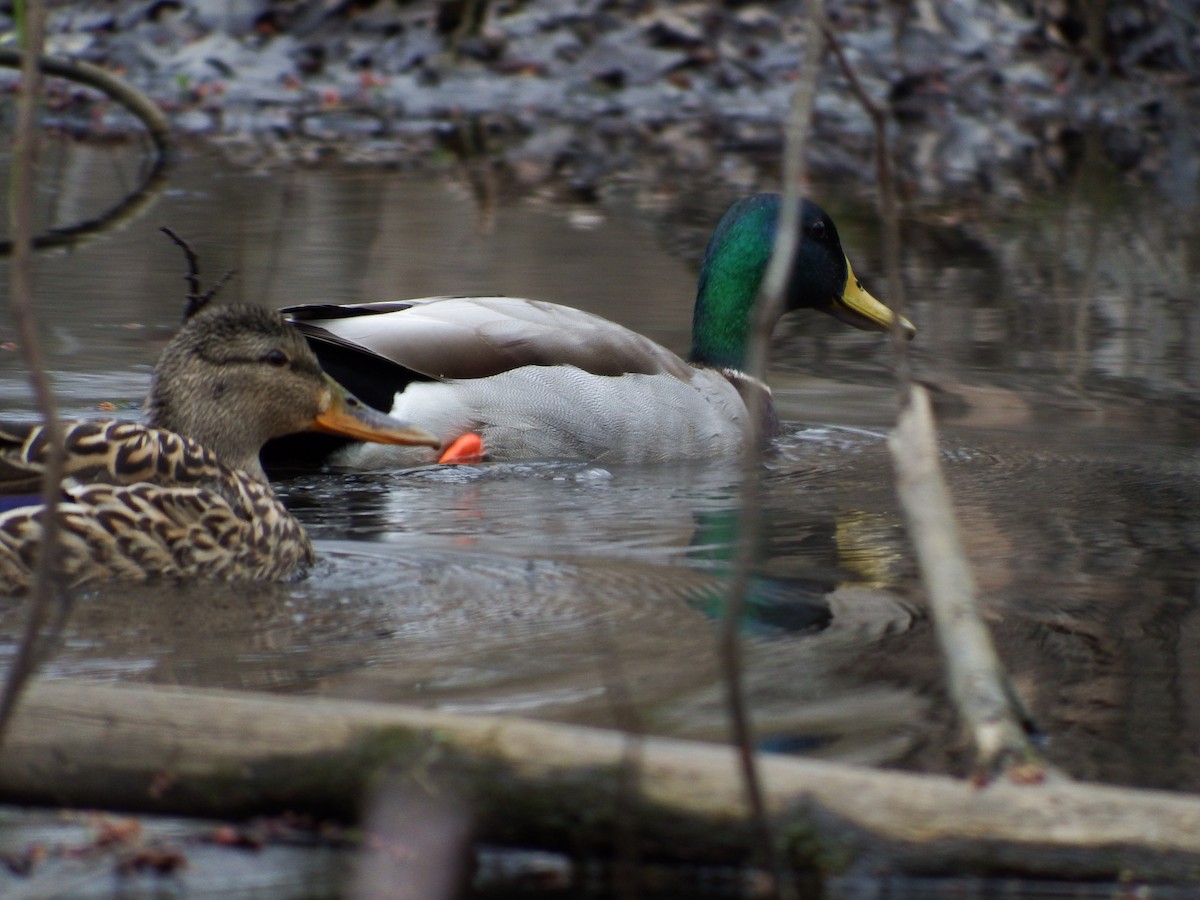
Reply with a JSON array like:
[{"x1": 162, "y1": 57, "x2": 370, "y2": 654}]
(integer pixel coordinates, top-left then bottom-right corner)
[{"x1": 689, "y1": 193, "x2": 914, "y2": 371}]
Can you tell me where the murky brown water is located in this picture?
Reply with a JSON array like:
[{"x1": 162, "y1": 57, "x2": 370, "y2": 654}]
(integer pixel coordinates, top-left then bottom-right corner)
[{"x1": 1, "y1": 138, "x2": 1199, "y2": 810}]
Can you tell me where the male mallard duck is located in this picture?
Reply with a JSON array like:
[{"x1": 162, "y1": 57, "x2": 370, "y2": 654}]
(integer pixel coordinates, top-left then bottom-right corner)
[
  {"x1": 273, "y1": 193, "x2": 914, "y2": 469},
  {"x1": 0, "y1": 304, "x2": 438, "y2": 594}
]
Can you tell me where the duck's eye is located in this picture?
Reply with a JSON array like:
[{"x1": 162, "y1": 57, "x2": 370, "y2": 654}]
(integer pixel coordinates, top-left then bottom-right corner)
[
  {"x1": 808, "y1": 220, "x2": 827, "y2": 241},
  {"x1": 262, "y1": 349, "x2": 289, "y2": 367}
]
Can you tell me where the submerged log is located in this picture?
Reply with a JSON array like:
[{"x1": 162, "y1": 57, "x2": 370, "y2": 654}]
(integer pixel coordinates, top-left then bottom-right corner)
[{"x1": 3, "y1": 678, "x2": 1200, "y2": 882}]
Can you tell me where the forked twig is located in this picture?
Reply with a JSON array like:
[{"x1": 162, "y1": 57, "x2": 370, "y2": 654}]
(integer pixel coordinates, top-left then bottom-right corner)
[{"x1": 159, "y1": 227, "x2": 236, "y2": 320}]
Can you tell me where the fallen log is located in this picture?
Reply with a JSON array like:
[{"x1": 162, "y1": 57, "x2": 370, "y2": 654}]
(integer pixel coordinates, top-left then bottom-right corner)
[{"x1": 3, "y1": 679, "x2": 1200, "y2": 883}]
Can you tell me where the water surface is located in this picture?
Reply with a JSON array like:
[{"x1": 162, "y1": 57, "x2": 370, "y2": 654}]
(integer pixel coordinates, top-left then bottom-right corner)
[{"x1": 1, "y1": 140, "x2": 1199, "y2": 794}]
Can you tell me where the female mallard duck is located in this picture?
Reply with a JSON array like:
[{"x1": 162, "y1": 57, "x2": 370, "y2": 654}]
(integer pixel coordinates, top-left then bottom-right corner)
[
  {"x1": 273, "y1": 193, "x2": 915, "y2": 469},
  {"x1": 0, "y1": 304, "x2": 438, "y2": 594}
]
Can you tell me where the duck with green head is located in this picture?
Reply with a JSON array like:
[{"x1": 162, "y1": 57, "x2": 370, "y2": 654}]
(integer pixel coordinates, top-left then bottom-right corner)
[{"x1": 271, "y1": 193, "x2": 914, "y2": 469}]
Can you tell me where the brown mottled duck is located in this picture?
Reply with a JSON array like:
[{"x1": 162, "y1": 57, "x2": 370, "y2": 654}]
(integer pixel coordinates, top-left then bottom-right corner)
[{"x1": 0, "y1": 304, "x2": 439, "y2": 594}]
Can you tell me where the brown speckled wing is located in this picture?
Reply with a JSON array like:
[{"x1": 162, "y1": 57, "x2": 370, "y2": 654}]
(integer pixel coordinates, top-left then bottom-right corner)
[
  {"x1": 0, "y1": 420, "x2": 313, "y2": 594},
  {"x1": 1, "y1": 420, "x2": 229, "y2": 492}
]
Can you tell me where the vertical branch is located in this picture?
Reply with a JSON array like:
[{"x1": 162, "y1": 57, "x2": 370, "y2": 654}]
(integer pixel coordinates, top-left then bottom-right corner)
[
  {"x1": 0, "y1": 0, "x2": 65, "y2": 746},
  {"x1": 842, "y1": 8, "x2": 1046, "y2": 780},
  {"x1": 590, "y1": 623, "x2": 644, "y2": 899},
  {"x1": 720, "y1": 0, "x2": 827, "y2": 894},
  {"x1": 824, "y1": 29, "x2": 910, "y2": 390}
]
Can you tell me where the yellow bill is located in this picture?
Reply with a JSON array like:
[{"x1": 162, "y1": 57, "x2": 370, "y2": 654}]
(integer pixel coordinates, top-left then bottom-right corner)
[{"x1": 829, "y1": 257, "x2": 916, "y2": 340}]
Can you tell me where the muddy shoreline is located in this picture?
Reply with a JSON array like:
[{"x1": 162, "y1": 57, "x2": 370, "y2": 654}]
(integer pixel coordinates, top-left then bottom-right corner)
[{"x1": 2, "y1": 1, "x2": 1196, "y2": 209}]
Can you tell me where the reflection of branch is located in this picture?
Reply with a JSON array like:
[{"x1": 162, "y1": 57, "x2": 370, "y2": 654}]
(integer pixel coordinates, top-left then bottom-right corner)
[
  {"x1": 0, "y1": 0, "x2": 66, "y2": 750},
  {"x1": 0, "y1": 161, "x2": 170, "y2": 254},
  {"x1": 722, "y1": 1, "x2": 828, "y2": 896},
  {"x1": 0, "y1": 48, "x2": 172, "y2": 253}
]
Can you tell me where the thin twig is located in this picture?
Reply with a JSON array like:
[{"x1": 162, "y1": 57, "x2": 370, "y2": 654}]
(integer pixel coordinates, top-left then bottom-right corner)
[
  {"x1": 851, "y1": 8, "x2": 1045, "y2": 781},
  {"x1": 160, "y1": 227, "x2": 203, "y2": 309},
  {"x1": 159, "y1": 227, "x2": 235, "y2": 321},
  {"x1": 590, "y1": 622, "x2": 644, "y2": 900},
  {"x1": 0, "y1": 0, "x2": 66, "y2": 749},
  {"x1": 0, "y1": 48, "x2": 171, "y2": 158},
  {"x1": 824, "y1": 28, "x2": 910, "y2": 390},
  {"x1": 720, "y1": 1, "x2": 828, "y2": 895}
]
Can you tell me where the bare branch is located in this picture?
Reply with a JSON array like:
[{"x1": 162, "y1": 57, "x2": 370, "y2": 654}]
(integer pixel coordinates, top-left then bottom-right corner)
[
  {"x1": 0, "y1": 0, "x2": 66, "y2": 749},
  {"x1": 824, "y1": 28, "x2": 909, "y2": 386},
  {"x1": 890, "y1": 386, "x2": 1048, "y2": 781},
  {"x1": 721, "y1": 0, "x2": 829, "y2": 895},
  {"x1": 159, "y1": 227, "x2": 204, "y2": 312},
  {"x1": 0, "y1": 47, "x2": 171, "y2": 159},
  {"x1": 160, "y1": 227, "x2": 236, "y2": 321}
]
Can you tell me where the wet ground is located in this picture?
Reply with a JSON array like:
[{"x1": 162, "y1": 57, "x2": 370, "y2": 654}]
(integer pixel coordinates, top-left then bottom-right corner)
[{"x1": 5, "y1": 0, "x2": 1198, "y2": 205}]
